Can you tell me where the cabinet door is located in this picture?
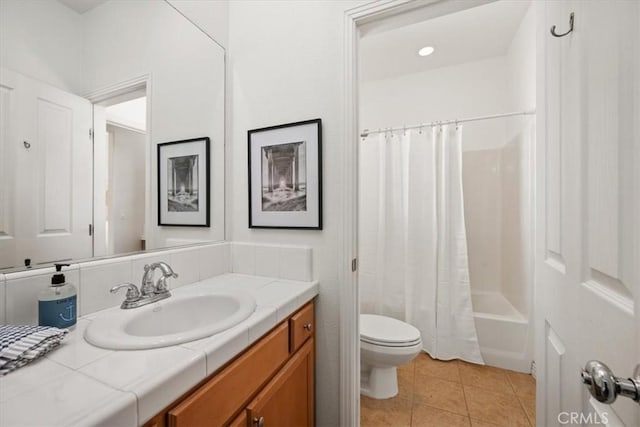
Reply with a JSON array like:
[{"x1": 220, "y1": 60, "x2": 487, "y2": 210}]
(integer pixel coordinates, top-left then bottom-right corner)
[
  {"x1": 246, "y1": 338, "x2": 314, "y2": 427},
  {"x1": 228, "y1": 411, "x2": 247, "y2": 427}
]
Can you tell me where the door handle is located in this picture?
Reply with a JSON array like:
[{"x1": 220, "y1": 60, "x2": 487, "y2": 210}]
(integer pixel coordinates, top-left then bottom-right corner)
[{"x1": 581, "y1": 360, "x2": 640, "y2": 404}]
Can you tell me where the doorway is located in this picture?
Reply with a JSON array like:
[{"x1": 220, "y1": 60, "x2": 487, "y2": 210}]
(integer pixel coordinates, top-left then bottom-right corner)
[
  {"x1": 341, "y1": 1, "x2": 640, "y2": 426},
  {"x1": 90, "y1": 83, "x2": 150, "y2": 258},
  {"x1": 357, "y1": 1, "x2": 535, "y2": 425}
]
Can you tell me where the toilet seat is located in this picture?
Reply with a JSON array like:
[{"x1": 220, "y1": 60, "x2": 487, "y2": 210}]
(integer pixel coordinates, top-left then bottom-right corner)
[
  {"x1": 361, "y1": 336, "x2": 422, "y2": 347},
  {"x1": 360, "y1": 314, "x2": 421, "y2": 348}
]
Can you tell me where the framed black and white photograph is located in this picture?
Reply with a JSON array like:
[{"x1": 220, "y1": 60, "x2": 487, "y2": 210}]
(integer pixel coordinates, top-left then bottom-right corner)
[
  {"x1": 248, "y1": 119, "x2": 322, "y2": 229},
  {"x1": 158, "y1": 137, "x2": 210, "y2": 227}
]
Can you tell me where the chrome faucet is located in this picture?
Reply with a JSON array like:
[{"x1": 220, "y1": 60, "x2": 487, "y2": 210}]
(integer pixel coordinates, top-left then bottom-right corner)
[
  {"x1": 111, "y1": 262, "x2": 179, "y2": 309},
  {"x1": 141, "y1": 262, "x2": 178, "y2": 296}
]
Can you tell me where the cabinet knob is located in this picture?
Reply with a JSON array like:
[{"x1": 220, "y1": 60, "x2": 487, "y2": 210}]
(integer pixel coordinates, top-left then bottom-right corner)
[
  {"x1": 303, "y1": 323, "x2": 312, "y2": 331},
  {"x1": 253, "y1": 416, "x2": 265, "y2": 427}
]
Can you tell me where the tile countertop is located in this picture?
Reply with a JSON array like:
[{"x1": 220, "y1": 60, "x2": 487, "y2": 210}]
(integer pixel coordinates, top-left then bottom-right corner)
[{"x1": 0, "y1": 274, "x2": 319, "y2": 427}]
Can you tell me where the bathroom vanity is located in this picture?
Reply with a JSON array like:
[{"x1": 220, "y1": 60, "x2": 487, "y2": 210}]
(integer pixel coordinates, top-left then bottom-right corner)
[
  {"x1": 0, "y1": 273, "x2": 318, "y2": 426},
  {"x1": 146, "y1": 301, "x2": 315, "y2": 427}
]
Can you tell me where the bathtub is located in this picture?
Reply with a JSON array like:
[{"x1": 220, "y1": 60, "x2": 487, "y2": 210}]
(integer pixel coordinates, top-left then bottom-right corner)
[{"x1": 471, "y1": 291, "x2": 532, "y2": 373}]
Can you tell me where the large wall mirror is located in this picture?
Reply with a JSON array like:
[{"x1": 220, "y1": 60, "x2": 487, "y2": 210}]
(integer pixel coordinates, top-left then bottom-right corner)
[{"x1": 0, "y1": 0, "x2": 225, "y2": 272}]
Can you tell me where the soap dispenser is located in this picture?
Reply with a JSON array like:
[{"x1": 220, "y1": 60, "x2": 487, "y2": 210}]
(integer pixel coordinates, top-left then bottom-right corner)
[{"x1": 38, "y1": 263, "x2": 77, "y2": 329}]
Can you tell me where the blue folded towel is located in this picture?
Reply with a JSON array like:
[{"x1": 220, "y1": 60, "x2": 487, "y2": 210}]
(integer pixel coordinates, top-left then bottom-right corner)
[{"x1": 0, "y1": 325, "x2": 68, "y2": 375}]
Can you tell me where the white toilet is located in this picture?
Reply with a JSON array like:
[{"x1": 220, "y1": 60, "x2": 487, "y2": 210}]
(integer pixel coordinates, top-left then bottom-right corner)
[{"x1": 360, "y1": 314, "x2": 422, "y2": 399}]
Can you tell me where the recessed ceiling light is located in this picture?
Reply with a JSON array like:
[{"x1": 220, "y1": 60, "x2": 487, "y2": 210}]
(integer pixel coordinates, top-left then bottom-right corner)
[{"x1": 418, "y1": 46, "x2": 435, "y2": 57}]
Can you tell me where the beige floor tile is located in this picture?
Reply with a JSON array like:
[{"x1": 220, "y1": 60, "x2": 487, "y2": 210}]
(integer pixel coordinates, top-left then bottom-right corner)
[
  {"x1": 413, "y1": 375, "x2": 468, "y2": 416},
  {"x1": 414, "y1": 353, "x2": 461, "y2": 383},
  {"x1": 464, "y1": 385, "x2": 530, "y2": 427},
  {"x1": 470, "y1": 419, "x2": 502, "y2": 427},
  {"x1": 458, "y1": 362, "x2": 513, "y2": 395},
  {"x1": 361, "y1": 364, "x2": 536, "y2": 427},
  {"x1": 411, "y1": 403, "x2": 471, "y2": 427},
  {"x1": 361, "y1": 395, "x2": 413, "y2": 427},
  {"x1": 506, "y1": 371, "x2": 536, "y2": 398},
  {"x1": 398, "y1": 363, "x2": 416, "y2": 402},
  {"x1": 518, "y1": 396, "x2": 535, "y2": 426},
  {"x1": 464, "y1": 386, "x2": 529, "y2": 427},
  {"x1": 398, "y1": 360, "x2": 416, "y2": 376}
]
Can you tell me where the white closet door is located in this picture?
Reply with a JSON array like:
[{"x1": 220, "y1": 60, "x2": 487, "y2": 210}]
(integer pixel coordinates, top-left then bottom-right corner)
[
  {"x1": 0, "y1": 69, "x2": 93, "y2": 268},
  {"x1": 536, "y1": 1, "x2": 639, "y2": 426}
]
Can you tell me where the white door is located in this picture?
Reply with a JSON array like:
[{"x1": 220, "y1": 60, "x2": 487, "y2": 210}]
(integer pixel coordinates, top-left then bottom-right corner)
[
  {"x1": 0, "y1": 69, "x2": 93, "y2": 268},
  {"x1": 536, "y1": 1, "x2": 639, "y2": 426}
]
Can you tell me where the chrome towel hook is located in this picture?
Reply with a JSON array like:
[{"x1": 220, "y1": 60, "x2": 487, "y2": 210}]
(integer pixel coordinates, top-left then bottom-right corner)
[{"x1": 551, "y1": 12, "x2": 574, "y2": 37}]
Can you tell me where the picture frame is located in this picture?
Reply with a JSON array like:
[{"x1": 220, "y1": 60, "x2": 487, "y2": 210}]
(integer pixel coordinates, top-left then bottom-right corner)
[
  {"x1": 248, "y1": 119, "x2": 322, "y2": 229},
  {"x1": 157, "y1": 137, "x2": 210, "y2": 227}
]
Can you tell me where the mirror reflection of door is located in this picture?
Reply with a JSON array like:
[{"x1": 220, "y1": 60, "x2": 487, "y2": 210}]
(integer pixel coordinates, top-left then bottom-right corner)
[
  {"x1": 0, "y1": 68, "x2": 92, "y2": 269},
  {"x1": 93, "y1": 94, "x2": 147, "y2": 257}
]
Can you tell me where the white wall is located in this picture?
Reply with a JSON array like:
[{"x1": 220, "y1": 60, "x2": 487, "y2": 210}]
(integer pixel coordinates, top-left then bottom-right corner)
[
  {"x1": 501, "y1": 3, "x2": 535, "y2": 317},
  {"x1": 0, "y1": 0, "x2": 84, "y2": 94},
  {"x1": 360, "y1": 56, "x2": 510, "y2": 151},
  {"x1": 227, "y1": 1, "x2": 365, "y2": 425},
  {"x1": 507, "y1": 4, "x2": 536, "y2": 112},
  {"x1": 107, "y1": 125, "x2": 146, "y2": 255},
  {"x1": 83, "y1": 0, "x2": 225, "y2": 249},
  {"x1": 167, "y1": 0, "x2": 229, "y2": 48}
]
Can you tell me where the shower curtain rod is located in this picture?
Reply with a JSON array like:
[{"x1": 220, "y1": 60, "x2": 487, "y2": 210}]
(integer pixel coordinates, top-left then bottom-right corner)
[{"x1": 359, "y1": 109, "x2": 536, "y2": 138}]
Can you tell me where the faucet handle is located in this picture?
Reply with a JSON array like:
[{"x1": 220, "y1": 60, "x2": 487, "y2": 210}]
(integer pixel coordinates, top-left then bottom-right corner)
[{"x1": 110, "y1": 283, "x2": 141, "y2": 301}]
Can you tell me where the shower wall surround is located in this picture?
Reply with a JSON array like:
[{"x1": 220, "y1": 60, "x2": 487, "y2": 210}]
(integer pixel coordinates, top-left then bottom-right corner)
[{"x1": 0, "y1": 242, "x2": 312, "y2": 325}]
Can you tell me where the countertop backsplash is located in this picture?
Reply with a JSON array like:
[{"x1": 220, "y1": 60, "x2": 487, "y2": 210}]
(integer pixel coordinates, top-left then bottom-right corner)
[{"x1": 0, "y1": 242, "x2": 313, "y2": 325}]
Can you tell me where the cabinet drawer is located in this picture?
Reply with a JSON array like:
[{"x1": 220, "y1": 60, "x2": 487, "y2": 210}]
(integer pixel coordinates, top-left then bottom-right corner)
[
  {"x1": 168, "y1": 322, "x2": 289, "y2": 427},
  {"x1": 289, "y1": 302, "x2": 314, "y2": 353}
]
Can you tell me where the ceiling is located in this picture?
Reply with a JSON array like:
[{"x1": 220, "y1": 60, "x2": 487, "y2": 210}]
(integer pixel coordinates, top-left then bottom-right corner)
[
  {"x1": 106, "y1": 97, "x2": 147, "y2": 132},
  {"x1": 359, "y1": 1, "x2": 531, "y2": 82},
  {"x1": 57, "y1": 0, "x2": 108, "y2": 14}
]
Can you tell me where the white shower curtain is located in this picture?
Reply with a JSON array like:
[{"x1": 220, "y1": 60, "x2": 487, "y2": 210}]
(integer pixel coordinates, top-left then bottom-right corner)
[{"x1": 360, "y1": 125, "x2": 483, "y2": 364}]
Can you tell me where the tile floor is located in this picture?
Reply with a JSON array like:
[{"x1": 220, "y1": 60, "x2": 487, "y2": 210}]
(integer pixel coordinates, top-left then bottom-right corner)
[{"x1": 361, "y1": 353, "x2": 536, "y2": 427}]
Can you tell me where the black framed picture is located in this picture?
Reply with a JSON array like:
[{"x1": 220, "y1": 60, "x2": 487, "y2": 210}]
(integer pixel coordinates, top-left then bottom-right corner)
[
  {"x1": 248, "y1": 119, "x2": 322, "y2": 229},
  {"x1": 157, "y1": 137, "x2": 210, "y2": 227}
]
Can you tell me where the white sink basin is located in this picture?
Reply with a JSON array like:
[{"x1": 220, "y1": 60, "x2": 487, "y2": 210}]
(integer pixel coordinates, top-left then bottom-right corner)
[{"x1": 84, "y1": 291, "x2": 256, "y2": 350}]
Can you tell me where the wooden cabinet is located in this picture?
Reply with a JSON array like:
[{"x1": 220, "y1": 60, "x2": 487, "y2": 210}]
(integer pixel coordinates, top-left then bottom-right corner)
[
  {"x1": 144, "y1": 301, "x2": 315, "y2": 427},
  {"x1": 246, "y1": 339, "x2": 314, "y2": 427}
]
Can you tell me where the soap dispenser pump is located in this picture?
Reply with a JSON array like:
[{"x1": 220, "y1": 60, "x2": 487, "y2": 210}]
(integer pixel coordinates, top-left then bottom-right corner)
[{"x1": 38, "y1": 263, "x2": 77, "y2": 329}]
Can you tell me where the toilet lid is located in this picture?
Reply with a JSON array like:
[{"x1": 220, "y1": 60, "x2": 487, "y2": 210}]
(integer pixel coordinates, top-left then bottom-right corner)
[{"x1": 360, "y1": 314, "x2": 421, "y2": 345}]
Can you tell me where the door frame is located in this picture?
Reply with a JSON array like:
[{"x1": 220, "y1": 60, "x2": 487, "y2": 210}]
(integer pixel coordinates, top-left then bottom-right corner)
[
  {"x1": 84, "y1": 75, "x2": 151, "y2": 257},
  {"x1": 339, "y1": 1, "x2": 504, "y2": 424}
]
